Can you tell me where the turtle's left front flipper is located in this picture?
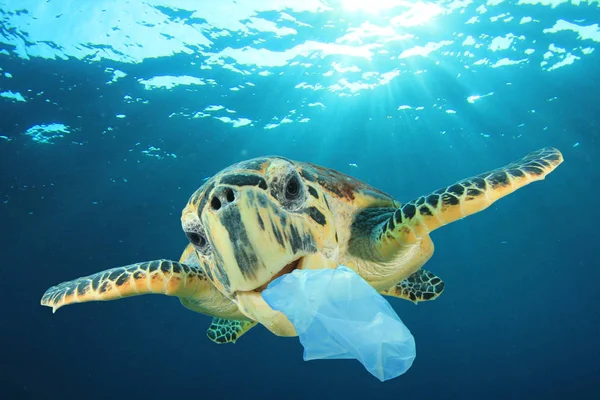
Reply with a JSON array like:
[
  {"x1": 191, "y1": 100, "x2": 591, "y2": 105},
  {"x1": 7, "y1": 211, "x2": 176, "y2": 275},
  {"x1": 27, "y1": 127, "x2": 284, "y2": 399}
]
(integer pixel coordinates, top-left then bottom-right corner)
[
  {"x1": 41, "y1": 260, "x2": 211, "y2": 313},
  {"x1": 376, "y1": 147, "x2": 563, "y2": 255}
]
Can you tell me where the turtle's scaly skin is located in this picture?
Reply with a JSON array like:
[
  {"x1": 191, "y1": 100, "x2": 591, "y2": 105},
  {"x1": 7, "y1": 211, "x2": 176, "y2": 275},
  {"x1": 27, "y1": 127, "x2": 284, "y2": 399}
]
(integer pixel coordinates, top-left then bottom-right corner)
[
  {"x1": 40, "y1": 259, "x2": 205, "y2": 313},
  {"x1": 380, "y1": 269, "x2": 445, "y2": 304},
  {"x1": 41, "y1": 244, "x2": 246, "y2": 320},
  {"x1": 206, "y1": 318, "x2": 257, "y2": 344},
  {"x1": 345, "y1": 147, "x2": 564, "y2": 290},
  {"x1": 41, "y1": 148, "x2": 563, "y2": 340},
  {"x1": 382, "y1": 147, "x2": 563, "y2": 237}
]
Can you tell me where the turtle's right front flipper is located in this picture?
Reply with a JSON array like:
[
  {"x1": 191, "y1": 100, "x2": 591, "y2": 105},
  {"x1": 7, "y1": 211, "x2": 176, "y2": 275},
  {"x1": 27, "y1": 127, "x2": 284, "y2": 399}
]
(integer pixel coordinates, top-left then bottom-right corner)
[{"x1": 41, "y1": 260, "x2": 210, "y2": 313}]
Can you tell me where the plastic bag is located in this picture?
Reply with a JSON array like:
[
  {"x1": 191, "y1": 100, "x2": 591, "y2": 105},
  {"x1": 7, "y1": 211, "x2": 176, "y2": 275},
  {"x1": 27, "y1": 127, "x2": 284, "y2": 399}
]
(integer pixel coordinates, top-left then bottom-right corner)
[{"x1": 261, "y1": 266, "x2": 416, "y2": 381}]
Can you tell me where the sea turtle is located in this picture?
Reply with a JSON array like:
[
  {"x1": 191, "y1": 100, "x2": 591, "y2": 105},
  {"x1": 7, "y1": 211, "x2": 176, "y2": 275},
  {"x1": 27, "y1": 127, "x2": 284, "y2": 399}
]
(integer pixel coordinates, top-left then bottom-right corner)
[{"x1": 41, "y1": 147, "x2": 563, "y2": 343}]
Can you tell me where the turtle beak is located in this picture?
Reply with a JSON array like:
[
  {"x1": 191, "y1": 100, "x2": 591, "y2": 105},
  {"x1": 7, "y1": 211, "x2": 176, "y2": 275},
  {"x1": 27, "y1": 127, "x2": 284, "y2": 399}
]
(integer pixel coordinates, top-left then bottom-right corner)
[
  {"x1": 235, "y1": 252, "x2": 338, "y2": 337},
  {"x1": 201, "y1": 186, "x2": 319, "y2": 295},
  {"x1": 254, "y1": 258, "x2": 301, "y2": 292}
]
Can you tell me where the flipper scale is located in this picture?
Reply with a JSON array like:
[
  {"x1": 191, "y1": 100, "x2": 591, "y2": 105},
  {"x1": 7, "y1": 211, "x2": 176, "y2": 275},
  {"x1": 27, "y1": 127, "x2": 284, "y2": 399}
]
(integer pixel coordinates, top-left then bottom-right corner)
[
  {"x1": 40, "y1": 260, "x2": 208, "y2": 313},
  {"x1": 378, "y1": 147, "x2": 563, "y2": 253},
  {"x1": 206, "y1": 318, "x2": 257, "y2": 344},
  {"x1": 381, "y1": 269, "x2": 445, "y2": 304}
]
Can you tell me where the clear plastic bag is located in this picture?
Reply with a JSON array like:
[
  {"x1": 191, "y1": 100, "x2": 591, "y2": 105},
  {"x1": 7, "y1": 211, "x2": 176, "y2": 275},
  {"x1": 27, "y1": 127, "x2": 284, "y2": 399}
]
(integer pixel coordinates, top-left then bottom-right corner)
[{"x1": 262, "y1": 266, "x2": 416, "y2": 381}]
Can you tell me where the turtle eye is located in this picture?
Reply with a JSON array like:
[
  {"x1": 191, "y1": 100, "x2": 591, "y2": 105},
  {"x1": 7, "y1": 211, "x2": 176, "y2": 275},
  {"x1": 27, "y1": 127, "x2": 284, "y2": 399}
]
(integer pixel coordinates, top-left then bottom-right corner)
[
  {"x1": 274, "y1": 169, "x2": 305, "y2": 211},
  {"x1": 186, "y1": 231, "x2": 209, "y2": 251},
  {"x1": 285, "y1": 175, "x2": 301, "y2": 200}
]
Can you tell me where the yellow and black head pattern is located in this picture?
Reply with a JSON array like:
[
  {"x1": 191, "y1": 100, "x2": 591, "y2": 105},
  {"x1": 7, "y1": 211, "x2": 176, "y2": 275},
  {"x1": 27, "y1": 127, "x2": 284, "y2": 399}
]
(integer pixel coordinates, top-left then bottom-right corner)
[{"x1": 181, "y1": 157, "x2": 339, "y2": 297}]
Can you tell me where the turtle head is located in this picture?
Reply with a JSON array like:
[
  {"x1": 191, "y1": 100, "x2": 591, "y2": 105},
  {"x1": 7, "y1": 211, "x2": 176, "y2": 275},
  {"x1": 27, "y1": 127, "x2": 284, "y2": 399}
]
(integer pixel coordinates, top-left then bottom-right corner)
[{"x1": 181, "y1": 157, "x2": 338, "y2": 300}]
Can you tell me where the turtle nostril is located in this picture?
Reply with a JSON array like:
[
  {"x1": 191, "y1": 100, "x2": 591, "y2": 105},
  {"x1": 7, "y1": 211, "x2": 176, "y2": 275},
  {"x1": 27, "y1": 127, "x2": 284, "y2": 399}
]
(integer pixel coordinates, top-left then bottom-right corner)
[
  {"x1": 211, "y1": 196, "x2": 221, "y2": 210},
  {"x1": 210, "y1": 187, "x2": 236, "y2": 211},
  {"x1": 226, "y1": 188, "x2": 235, "y2": 202}
]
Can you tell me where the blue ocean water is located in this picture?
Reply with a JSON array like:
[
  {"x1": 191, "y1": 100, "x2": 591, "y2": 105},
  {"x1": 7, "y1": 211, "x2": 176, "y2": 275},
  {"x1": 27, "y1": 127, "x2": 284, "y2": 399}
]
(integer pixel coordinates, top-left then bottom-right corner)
[{"x1": 1, "y1": 0, "x2": 599, "y2": 398}]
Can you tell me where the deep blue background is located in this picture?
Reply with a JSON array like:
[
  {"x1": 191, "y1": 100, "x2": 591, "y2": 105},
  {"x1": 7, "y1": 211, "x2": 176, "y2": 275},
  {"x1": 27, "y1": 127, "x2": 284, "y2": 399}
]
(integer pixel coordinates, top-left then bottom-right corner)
[{"x1": 1, "y1": 2, "x2": 600, "y2": 399}]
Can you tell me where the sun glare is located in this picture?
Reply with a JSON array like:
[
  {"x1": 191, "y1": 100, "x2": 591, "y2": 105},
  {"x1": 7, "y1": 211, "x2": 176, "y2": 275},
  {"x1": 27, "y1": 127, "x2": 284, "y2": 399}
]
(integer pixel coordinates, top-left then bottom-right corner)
[
  {"x1": 341, "y1": 0, "x2": 445, "y2": 27},
  {"x1": 341, "y1": 0, "x2": 407, "y2": 13}
]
